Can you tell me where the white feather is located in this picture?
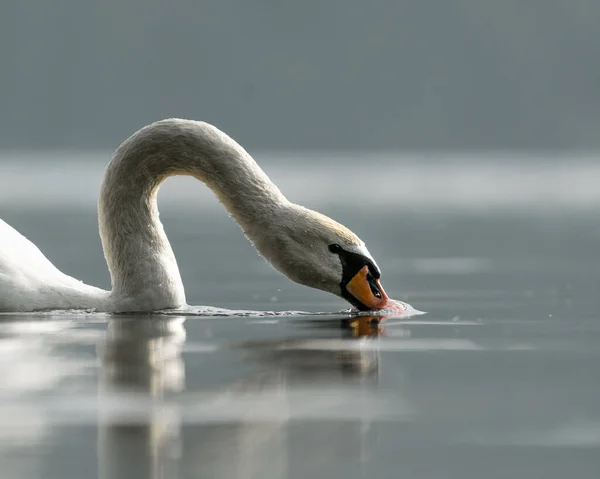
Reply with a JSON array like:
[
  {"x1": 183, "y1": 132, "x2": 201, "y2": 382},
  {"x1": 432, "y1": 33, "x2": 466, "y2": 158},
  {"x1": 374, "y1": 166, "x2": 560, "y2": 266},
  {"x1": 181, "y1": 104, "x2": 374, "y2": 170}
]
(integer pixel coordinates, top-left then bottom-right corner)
[{"x1": 0, "y1": 119, "x2": 374, "y2": 312}]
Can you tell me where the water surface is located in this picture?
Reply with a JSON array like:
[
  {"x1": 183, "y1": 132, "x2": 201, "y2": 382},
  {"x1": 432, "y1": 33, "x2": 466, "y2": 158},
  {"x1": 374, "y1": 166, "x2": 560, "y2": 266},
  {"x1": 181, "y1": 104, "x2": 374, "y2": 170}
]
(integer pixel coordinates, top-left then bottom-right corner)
[{"x1": 1, "y1": 156, "x2": 599, "y2": 478}]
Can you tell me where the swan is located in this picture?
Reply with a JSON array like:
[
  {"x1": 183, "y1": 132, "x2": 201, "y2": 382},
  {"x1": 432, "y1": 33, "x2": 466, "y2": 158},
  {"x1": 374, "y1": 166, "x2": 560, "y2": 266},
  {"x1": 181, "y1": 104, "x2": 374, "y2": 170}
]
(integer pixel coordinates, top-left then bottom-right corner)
[{"x1": 0, "y1": 119, "x2": 395, "y2": 313}]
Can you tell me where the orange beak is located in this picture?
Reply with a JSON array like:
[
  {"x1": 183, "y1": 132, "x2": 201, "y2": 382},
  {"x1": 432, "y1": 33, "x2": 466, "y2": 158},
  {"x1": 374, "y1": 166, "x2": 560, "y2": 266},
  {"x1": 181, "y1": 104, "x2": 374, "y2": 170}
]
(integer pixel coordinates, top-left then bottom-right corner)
[{"x1": 345, "y1": 265, "x2": 389, "y2": 310}]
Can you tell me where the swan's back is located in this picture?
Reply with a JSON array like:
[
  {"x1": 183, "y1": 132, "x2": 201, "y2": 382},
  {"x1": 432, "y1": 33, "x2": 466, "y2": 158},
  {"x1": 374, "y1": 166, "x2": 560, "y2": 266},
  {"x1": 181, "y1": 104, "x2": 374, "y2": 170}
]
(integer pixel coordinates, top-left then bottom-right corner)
[
  {"x1": 0, "y1": 219, "x2": 107, "y2": 311},
  {"x1": 0, "y1": 218, "x2": 63, "y2": 281}
]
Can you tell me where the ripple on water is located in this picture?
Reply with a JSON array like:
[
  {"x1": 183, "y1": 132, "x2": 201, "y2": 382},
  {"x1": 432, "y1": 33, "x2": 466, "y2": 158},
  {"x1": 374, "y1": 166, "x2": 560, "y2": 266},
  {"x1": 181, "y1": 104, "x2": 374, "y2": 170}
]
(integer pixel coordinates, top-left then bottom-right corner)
[{"x1": 0, "y1": 300, "x2": 423, "y2": 320}]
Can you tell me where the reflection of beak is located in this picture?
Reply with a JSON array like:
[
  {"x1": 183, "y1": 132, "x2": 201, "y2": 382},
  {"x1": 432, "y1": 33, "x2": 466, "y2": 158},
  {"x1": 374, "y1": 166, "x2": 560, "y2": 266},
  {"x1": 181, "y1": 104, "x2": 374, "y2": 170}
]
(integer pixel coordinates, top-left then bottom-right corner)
[
  {"x1": 345, "y1": 265, "x2": 389, "y2": 311},
  {"x1": 348, "y1": 317, "x2": 384, "y2": 337}
]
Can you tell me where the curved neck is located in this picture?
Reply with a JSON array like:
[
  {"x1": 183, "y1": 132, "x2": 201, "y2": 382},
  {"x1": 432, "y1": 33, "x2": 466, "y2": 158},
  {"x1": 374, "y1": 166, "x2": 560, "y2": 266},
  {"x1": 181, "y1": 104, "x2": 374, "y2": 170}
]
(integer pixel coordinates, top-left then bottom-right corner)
[{"x1": 98, "y1": 119, "x2": 287, "y2": 311}]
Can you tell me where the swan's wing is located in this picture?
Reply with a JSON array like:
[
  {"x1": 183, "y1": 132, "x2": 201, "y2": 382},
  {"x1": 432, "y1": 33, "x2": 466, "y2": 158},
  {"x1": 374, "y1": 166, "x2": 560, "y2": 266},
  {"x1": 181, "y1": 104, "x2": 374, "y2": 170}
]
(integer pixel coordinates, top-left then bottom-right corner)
[
  {"x1": 0, "y1": 218, "x2": 107, "y2": 311},
  {"x1": 0, "y1": 218, "x2": 66, "y2": 281}
]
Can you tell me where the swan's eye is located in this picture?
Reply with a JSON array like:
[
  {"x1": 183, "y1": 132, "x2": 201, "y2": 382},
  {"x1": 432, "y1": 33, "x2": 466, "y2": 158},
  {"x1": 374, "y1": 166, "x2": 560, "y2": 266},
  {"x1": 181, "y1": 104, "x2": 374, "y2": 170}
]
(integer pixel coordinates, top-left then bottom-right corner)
[{"x1": 328, "y1": 244, "x2": 342, "y2": 254}]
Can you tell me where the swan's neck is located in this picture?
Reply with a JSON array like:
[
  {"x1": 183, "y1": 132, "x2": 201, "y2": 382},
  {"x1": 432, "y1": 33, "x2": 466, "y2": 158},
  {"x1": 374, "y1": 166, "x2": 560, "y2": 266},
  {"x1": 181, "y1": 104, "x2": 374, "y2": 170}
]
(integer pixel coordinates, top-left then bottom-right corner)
[{"x1": 98, "y1": 119, "x2": 287, "y2": 311}]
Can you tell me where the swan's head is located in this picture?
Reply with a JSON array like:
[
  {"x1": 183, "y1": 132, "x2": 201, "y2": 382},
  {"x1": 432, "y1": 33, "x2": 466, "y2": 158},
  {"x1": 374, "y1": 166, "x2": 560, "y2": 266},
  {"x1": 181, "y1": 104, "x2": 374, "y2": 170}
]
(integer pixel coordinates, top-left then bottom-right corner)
[{"x1": 251, "y1": 205, "x2": 390, "y2": 311}]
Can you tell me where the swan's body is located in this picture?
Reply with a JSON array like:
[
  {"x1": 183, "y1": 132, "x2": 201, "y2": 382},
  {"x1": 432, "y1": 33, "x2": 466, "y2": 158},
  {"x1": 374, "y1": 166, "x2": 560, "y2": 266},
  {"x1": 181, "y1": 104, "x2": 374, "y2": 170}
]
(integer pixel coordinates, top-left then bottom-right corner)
[
  {"x1": 0, "y1": 119, "x2": 391, "y2": 313},
  {"x1": 0, "y1": 217, "x2": 109, "y2": 310}
]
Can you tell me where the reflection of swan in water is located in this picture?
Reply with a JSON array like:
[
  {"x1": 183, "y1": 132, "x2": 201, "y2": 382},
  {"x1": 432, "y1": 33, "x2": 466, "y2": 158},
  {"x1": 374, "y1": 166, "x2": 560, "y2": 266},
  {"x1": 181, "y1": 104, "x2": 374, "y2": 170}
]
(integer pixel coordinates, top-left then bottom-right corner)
[
  {"x1": 0, "y1": 119, "x2": 399, "y2": 313},
  {"x1": 236, "y1": 316, "x2": 383, "y2": 380},
  {"x1": 96, "y1": 315, "x2": 386, "y2": 479},
  {"x1": 98, "y1": 317, "x2": 186, "y2": 479}
]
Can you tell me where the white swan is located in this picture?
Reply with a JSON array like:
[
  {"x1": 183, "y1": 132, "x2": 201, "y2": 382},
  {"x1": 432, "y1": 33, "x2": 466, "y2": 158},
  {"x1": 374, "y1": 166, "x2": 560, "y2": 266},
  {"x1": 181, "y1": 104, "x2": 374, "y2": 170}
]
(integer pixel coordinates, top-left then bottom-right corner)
[{"x1": 0, "y1": 119, "x2": 393, "y2": 313}]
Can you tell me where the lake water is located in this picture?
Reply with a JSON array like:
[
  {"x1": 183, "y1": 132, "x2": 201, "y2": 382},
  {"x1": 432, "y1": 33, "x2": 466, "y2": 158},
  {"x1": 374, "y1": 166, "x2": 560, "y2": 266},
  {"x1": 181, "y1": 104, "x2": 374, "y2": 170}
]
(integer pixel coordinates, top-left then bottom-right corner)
[{"x1": 1, "y1": 154, "x2": 599, "y2": 478}]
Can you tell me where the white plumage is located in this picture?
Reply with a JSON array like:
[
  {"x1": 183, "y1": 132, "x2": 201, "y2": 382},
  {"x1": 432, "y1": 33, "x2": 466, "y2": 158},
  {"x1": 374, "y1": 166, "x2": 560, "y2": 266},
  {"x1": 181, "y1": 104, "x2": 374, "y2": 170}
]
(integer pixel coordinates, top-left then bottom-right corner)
[{"x1": 0, "y1": 119, "x2": 384, "y2": 313}]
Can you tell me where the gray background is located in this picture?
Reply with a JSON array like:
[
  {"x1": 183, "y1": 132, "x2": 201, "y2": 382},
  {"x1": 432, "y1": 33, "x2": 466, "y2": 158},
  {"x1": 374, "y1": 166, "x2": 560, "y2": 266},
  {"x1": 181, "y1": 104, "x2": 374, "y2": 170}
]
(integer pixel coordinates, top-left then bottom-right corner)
[{"x1": 2, "y1": 0, "x2": 600, "y2": 151}]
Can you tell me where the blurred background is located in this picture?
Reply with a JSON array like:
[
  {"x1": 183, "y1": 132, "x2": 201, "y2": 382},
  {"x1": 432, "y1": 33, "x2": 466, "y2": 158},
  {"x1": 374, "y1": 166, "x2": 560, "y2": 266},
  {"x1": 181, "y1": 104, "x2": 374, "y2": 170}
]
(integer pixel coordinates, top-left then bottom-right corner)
[{"x1": 2, "y1": 0, "x2": 600, "y2": 152}]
